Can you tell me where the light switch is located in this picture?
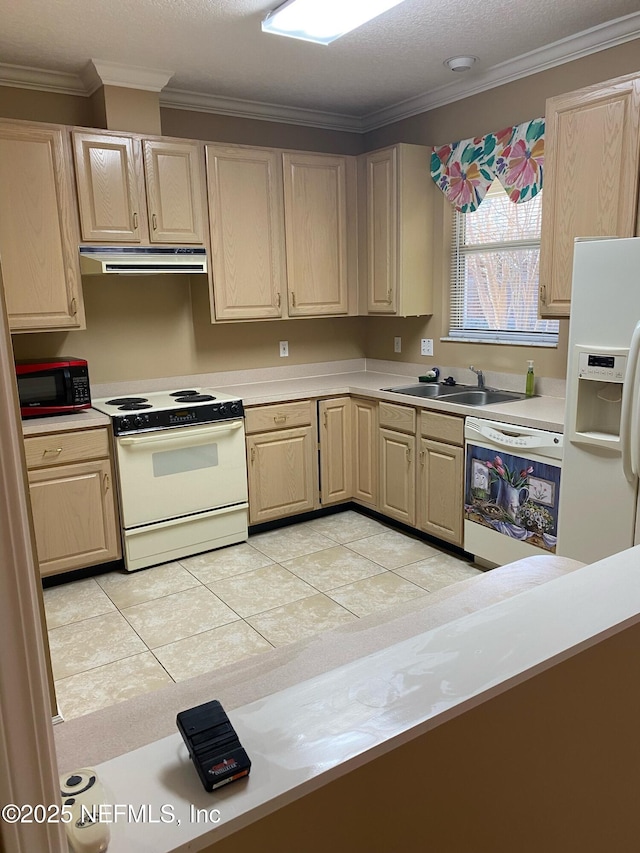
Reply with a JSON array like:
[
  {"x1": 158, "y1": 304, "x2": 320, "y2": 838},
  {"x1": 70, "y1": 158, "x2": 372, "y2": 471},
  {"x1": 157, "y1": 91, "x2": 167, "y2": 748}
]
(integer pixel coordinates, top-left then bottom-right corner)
[
  {"x1": 421, "y1": 338, "x2": 433, "y2": 356},
  {"x1": 279, "y1": 341, "x2": 289, "y2": 357},
  {"x1": 394, "y1": 337, "x2": 402, "y2": 353}
]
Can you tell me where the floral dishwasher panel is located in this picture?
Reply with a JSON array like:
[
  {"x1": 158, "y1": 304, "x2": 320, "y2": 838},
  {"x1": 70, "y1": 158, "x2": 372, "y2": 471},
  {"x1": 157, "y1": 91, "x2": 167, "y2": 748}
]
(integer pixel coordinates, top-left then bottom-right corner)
[{"x1": 465, "y1": 444, "x2": 561, "y2": 553}]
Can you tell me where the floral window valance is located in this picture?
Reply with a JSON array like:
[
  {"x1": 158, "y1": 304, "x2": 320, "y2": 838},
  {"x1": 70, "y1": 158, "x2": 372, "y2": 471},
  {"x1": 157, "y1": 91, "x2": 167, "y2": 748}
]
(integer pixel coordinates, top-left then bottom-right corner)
[{"x1": 430, "y1": 117, "x2": 544, "y2": 213}]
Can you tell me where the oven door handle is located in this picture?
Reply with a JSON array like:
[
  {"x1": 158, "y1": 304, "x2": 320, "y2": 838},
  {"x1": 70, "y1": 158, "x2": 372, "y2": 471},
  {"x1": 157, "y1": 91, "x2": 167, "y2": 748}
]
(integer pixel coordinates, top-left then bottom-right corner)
[{"x1": 118, "y1": 420, "x2": 243, "y2": 447}]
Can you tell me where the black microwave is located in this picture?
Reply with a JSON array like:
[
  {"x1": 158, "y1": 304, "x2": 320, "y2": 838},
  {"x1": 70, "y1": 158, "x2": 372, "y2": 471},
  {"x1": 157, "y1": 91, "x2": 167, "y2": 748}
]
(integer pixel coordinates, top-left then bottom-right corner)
[{"x1": 15, "y1": 357, "x2": 91, "y2": 418}]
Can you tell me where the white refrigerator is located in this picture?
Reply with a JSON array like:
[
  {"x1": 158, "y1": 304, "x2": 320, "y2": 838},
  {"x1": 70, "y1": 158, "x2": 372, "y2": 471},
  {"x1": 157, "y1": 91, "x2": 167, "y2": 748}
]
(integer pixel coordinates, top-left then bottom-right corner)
[{"x1": 557, "y1": 236, "x2": 640, "y2": 563}]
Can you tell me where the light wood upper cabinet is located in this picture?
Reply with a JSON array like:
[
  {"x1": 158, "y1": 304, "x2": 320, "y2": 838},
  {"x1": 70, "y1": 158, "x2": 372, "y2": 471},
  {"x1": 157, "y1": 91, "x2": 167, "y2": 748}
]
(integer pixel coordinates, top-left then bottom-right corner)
[
  {"x1": 319, "y1": 397, "x2": 352, "y2": 505},
  {"x1": 143, "y1": 140, "x2": 205, "y2": 243},
  {"x1": 73, "y1": 131, "x2": 145, "y2": 242},
  {"x1": 539, "y1": 73, "x2": 640, "y2": 317},
  {"x1": 360, "y1": 143, "x2": 434, "y2": 317},
  {"x1": 206, "y1": 144, "x2": 285, "y2": 320},
  {"x1": 73, "y1": 131, "x2": 206, "y2": 245},
  {"x1": 24, "y1": 427, "x2": 120, "y2": 576},
  {"x1": 282, "y1": 152, "x2": 353, "y2": 316},
  {"x1": 0, "y1": 120, "x2": 85, "y2": 332}
]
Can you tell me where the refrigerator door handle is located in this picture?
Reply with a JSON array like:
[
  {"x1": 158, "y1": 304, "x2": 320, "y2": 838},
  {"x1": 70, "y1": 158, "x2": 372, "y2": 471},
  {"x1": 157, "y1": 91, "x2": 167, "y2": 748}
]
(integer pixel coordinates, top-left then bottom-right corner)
[{"x1": 620, "y1": 320, "x2": 640, "y2": 483}]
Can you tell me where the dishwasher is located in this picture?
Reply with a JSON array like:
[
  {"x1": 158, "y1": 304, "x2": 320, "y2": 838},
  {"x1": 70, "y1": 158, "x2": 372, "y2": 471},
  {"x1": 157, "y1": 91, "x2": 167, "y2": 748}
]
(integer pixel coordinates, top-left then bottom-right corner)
[{"x1": 464, "y1": 417, "x2": 563, "y2": 566}]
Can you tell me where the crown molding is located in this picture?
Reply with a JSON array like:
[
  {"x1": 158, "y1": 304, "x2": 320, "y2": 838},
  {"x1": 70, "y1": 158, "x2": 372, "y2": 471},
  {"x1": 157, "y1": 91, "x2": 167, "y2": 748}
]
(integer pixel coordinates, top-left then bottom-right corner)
[
  {"x1": 0, "y1": 12, "x2": 638, "y2": 132},
  {"x1": 360, "y1": 11, "x2": 640, "y2": 131},
  {"x1": 0, "y1": 62, "x2": 86, "y2": 95},
  {"x1": 81, "y1": 59, "x2": 174, "y2": 95},
  {"x1": 160, "y1": 87, "x2": 364, "y2": 132}
]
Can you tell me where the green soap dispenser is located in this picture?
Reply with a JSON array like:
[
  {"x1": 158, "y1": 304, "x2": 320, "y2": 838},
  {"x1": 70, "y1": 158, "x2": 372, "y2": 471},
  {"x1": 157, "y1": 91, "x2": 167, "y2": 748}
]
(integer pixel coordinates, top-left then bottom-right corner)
[{"x1": 525, "y1": 360, "x2": 535, "y2": 397}]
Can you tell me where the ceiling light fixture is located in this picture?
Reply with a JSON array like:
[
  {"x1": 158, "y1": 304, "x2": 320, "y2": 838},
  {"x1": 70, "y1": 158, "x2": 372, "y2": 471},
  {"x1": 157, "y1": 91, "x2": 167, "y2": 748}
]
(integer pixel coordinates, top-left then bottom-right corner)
[
  {"x1": 443, "y1": 55, "x2": 478, "y2": 72},
  {"x1": 261, "y1": 0, "x2": 407, "y2": 45}
]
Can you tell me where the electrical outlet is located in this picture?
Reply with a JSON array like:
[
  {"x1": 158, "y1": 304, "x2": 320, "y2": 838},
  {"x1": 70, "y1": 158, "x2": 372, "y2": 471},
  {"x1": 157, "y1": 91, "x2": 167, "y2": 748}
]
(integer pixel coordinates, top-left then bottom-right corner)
[
  {"x1": 421, "y1": 338, "x2": 434, "y2": 356},
  {"x1": 394, "y1": 336, "x2": 402, "y2": 353},
  {"x1": 279, "y1": 340, "x2": 289, "y2": 357}
]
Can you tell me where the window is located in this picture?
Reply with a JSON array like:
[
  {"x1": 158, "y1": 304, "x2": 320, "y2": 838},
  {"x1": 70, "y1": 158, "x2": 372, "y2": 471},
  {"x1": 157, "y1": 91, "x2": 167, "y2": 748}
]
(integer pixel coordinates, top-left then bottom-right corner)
[{"x1": 448, "y1": 179, "x2": 558, "y2": 345}]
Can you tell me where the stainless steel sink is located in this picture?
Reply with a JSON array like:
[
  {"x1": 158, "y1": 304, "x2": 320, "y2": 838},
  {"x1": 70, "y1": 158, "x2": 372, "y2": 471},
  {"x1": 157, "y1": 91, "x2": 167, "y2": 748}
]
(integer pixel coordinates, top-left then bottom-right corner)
[
  {"x1": 384, "y1": 384, "x2": 529, "y2": 406},
  {"x1": 434, "y1": 389, "x2": 528, "y2": 406},
  {"x1": 383, "y1": 383, "x2": 456, "y2": 397}
]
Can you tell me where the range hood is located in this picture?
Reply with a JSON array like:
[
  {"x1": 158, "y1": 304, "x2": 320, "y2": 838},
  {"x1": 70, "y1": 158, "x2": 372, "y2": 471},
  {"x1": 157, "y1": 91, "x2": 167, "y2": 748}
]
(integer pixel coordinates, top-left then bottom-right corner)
[{"x1": 79, "y1": 246, "x2": 208, "y2": 275}]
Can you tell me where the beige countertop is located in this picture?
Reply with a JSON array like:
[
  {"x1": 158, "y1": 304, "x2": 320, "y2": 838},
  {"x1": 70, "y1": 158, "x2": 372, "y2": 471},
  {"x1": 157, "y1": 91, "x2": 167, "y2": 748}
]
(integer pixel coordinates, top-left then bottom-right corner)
[
  {"x1": 26, "y1": 361, "x2": 564, "y2": 435},
  {"x1": 209, "y1": 370, "x2": 566, "y2": 432},
  {"x1": 21, "y1": 407, "x2": 110, "y2": 437}
]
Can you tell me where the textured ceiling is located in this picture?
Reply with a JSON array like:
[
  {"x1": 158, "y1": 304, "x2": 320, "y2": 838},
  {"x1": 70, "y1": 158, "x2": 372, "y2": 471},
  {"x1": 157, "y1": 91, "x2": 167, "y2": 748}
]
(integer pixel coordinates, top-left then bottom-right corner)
[{"x1": 1, "y1": 0, "x2": 639, "y2": 127}]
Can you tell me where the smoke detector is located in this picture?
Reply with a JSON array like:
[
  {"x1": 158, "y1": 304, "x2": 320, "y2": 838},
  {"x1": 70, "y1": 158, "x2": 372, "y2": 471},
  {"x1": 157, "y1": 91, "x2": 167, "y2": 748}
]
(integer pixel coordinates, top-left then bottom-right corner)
[{"x1": 443, "y1": 55, "x2": 477, "y2": 72}]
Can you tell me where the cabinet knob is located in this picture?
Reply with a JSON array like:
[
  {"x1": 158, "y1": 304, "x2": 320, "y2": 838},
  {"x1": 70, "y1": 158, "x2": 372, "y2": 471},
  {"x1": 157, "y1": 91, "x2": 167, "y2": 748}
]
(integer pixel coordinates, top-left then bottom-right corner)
[
  {"x1": 250, "y1": 447, "x2": 256, "y2": 463},
  {"x1": 406, "y1": 447, "x2": 411, "y2": 464},
  {"x1": 274, "y1": 415, "x2": 287, "y2": 424},
  {"x1": 132, "y1": 212, "x2": 139, "y2": 230},
  {"x1": 387, "y1": 289, "x2": 393, "y2": 305},
  {"x1": 276, "y1": 292, "x2": 281, "y2": 308},
  {"x1": 103, "y1": 473, "x2": 110, "y2": 492},
  {"x1": 419, "y1": 450, "x2": 425, "y2": 465},
  {"x1": 290, "y1": 292, "x2": 296, "y2": 308},
  {"x1": 539, "y1": 284, "x2": 547, "y2": 305},
  {"x1": 152, "y1": 213, "x2": 158, "y2": 231},
  {"x1": 70, "y1": 297, "x2": 77, "y2": 316},
  {"x1": 43, "y1": 447, "x2": 63, "y2": 456}
]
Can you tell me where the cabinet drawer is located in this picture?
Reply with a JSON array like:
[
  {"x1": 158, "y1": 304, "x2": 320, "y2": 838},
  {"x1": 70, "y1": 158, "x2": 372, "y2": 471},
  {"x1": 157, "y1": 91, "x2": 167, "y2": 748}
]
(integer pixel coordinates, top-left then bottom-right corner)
[
  {"x1": 24, "y1": 428, "x2": 110, "y2": 470},
  {"x1": 245, "y1": 400, "x2": 312, "y2": 434},
  {"x1": 379, "y1": 401, "x2": 416, "y2": 434},
  {"x1": 420, "y1": 411, "x2": 464, "y2": 445}
]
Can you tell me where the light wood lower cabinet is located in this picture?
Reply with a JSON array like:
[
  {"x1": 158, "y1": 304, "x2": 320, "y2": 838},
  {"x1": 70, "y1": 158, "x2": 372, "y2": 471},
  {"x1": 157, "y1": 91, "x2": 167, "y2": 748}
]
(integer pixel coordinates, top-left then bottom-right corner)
[
  {"x1": 318, "y1": 397, "x2": 352, "y2": 505},
  {"x1": 25, "y1": 427, "x2": 121, "y2": 576},
  {"x1": 417, "y1": 411, "x2": 465, "y2": 546},
  {"x1": 245, "y1": 401, "x2": 318, "y2": 524},
  {"x1": 378, "y1": 401, "x2": 417, "y2": 526},
  {"x1": 351, "y1": 397, "x2": 378, "y2": 507}
]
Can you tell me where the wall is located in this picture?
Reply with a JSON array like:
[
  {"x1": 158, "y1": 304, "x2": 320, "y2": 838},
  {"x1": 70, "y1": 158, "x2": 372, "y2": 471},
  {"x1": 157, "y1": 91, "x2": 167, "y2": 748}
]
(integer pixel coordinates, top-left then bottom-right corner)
[
  {"x1": 10, "y1": 276, "x2": 367, "y2": 384},
  {"x1": 3, "y1": 41, "x2": 639, "y2": 385},
  {"x1": 201, "y1": 619, "x2": 640, "y2": 853},
  {"x1": 361, "y1": 40, "x2": 640, "y2": 382}
]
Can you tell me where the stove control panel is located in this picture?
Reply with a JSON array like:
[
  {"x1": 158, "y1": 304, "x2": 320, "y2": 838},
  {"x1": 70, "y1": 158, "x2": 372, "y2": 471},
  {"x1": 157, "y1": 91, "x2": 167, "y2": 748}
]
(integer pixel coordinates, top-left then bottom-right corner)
[{"x1": 112, "y1": 400, "x2": 244, "y2": 435}]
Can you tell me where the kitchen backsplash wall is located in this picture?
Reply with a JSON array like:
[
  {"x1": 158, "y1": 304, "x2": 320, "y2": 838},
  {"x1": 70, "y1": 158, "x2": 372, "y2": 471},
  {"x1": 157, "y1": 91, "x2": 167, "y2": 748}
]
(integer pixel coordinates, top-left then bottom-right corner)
[{"x1": 10, "y1": 275, "x2": 368, "y2": 383}]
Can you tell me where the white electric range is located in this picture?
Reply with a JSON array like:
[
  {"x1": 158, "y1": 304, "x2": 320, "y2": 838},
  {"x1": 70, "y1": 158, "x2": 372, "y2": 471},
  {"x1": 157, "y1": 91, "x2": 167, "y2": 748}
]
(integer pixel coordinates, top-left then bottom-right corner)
[{"x1": 92, "y1": 387, "x2": 248, "y2": 571}]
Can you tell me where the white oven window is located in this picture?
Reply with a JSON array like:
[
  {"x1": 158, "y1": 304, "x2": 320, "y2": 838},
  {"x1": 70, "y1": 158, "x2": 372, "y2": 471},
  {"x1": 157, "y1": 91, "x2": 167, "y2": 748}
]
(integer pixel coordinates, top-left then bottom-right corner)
[{"x1": 152, "y1": 444, "x2": 219, "y2": 478}]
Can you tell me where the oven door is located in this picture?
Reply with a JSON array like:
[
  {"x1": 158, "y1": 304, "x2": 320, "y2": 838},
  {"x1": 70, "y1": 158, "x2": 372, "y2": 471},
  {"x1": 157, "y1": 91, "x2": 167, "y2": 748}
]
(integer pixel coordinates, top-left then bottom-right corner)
[{"x1": 115, "y1": 419, "x2": 248, "y2": 528}]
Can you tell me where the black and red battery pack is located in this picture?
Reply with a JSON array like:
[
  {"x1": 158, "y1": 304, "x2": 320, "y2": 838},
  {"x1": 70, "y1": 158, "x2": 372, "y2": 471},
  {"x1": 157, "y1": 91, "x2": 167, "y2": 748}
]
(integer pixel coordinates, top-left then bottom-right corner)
[{"x1": 176, "y1": 699, "x2": 251, "y2": 792}]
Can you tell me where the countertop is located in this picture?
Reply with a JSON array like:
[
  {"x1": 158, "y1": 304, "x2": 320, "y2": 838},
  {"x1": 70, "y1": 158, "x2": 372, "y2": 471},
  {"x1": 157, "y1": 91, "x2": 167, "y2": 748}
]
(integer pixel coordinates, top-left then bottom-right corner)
[
  {"x1": 21, "y1": 407, "x2": 110, "y2": 436},
  {"x1": 216, "y1": 370, "x2": 565, "y2": 432},
  {"x1": 95, "y1": 544, "x2": 640, "y2": 852},
  {"x1": 73, "y1": 361, "x2": 565, "y2": 435}
]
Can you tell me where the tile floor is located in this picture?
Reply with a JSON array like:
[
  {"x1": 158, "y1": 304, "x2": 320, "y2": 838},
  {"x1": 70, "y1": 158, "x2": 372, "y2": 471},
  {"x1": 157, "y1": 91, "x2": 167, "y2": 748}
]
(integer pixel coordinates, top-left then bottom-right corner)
[{"x1": 43, "y1": 510, "x2": 482, "y2": 721}]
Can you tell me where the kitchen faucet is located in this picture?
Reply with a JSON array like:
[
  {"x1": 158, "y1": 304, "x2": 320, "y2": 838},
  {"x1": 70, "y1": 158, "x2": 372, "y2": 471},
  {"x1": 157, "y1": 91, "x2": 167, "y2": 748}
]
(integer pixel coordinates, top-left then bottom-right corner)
[{"x1": 469, "y1": 365, "x2": 485, "y2": 389}]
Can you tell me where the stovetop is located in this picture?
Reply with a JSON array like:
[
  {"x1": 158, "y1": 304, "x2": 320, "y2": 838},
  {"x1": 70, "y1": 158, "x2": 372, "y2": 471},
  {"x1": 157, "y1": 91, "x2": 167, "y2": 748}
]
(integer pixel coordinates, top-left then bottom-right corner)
[{"x1": 92, "y1": 387, "x2": 244, "y2": 435}]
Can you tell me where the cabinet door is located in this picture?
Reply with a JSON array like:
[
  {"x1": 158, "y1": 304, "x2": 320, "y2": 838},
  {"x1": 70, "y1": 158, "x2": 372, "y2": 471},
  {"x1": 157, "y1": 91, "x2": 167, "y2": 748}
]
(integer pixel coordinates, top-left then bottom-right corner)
[
  {"x1": 379, "y1": 428, "x2": 415, "y2": 526},
  {"x1": 352, "y1": 397, "x2": 378, "y2": 507},
  {"x1": 0, "y1": 121, "x2": 84, "y2": 332},
  {"x1": 418, "y1": 438, "x2": 463, "y2": 546},
  {"x1": 539, "y1": 75, "x2": 640, "y2": 316},
  {"x1": 365, "y1": 147, "x2": 397, "y2": 313},
  {"x1": 247, "y1": 426, "x2": 316, "y2": 523},
  {"x1": 207, "y1": 145, "x2": 285, "y2": 319},
  {"x1": 282, "y1": 152, "x2": 349, "y2": 316},
  {"x1": 319, "y1": 398, "x2": 352, "y2": 505},
  {"x1": 28, "y1": 459, "x2": 120, "y2": 576},
  {"x1": 143, "y1": 140, "x2": 205, "y2": 244},
  {"x1": 73, "y1": 131, "x2": 145, "y2": 241}
]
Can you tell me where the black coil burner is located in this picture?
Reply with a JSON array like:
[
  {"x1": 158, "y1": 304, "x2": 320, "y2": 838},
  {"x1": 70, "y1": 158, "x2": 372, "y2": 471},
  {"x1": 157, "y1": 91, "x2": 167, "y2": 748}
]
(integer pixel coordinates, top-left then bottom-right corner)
[
  {"x1": 118, "y1": 403, "x2": 153, "y2": 411},
  {"x1": 106, "y1": 396, "x2": 149, "y2": 406}
]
